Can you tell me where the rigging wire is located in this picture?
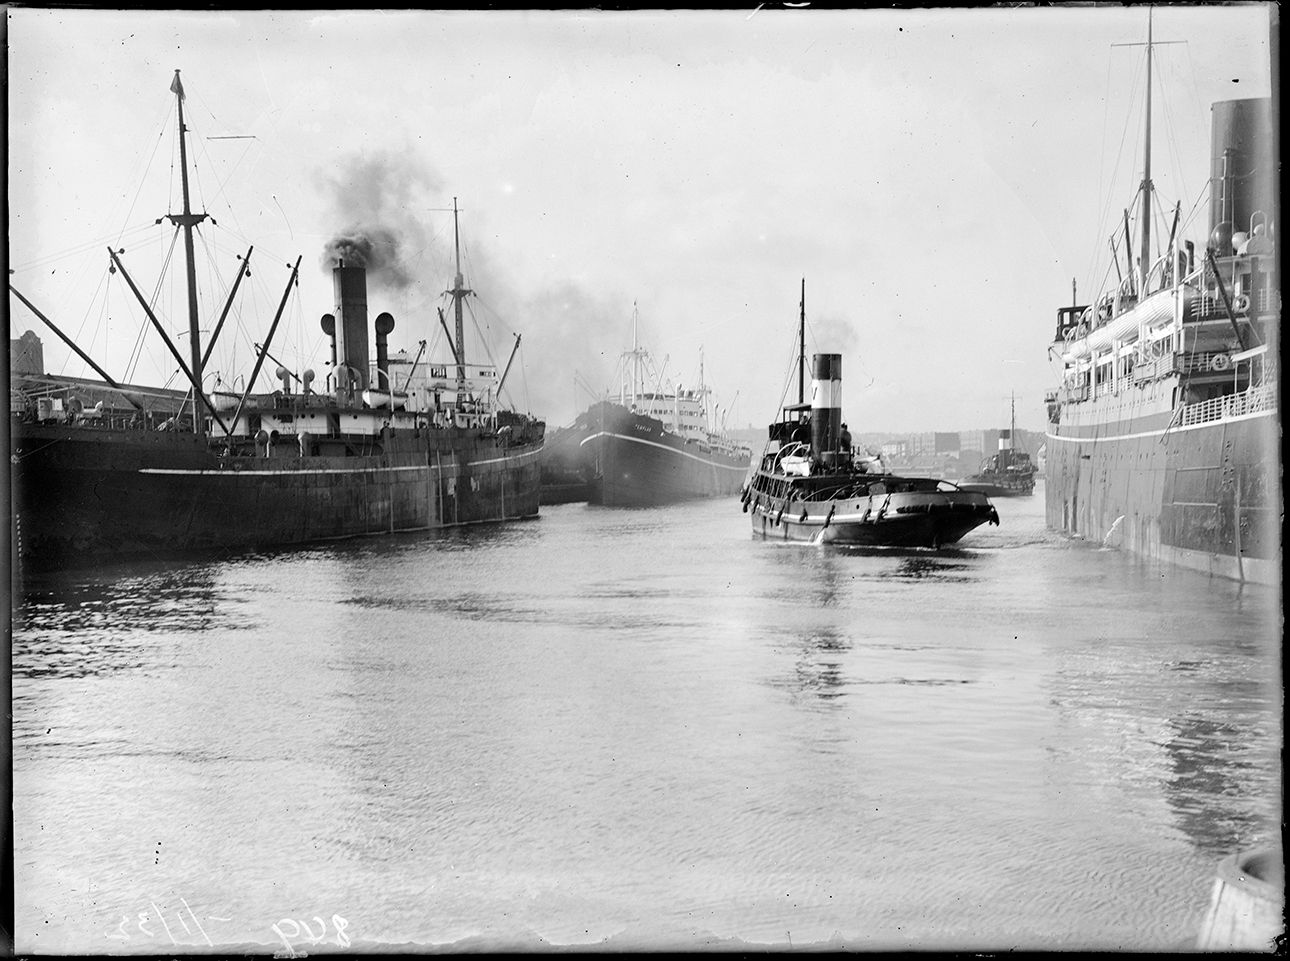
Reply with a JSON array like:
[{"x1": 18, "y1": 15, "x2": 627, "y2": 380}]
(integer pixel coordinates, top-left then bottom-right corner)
[
  {"x1": 755, "y1": 303, "x2": 811, "y2": 467},
  {"x1": 125, "y1": 226, "x2": 183, "y2": 383},
  {"x1": 10, "y1": 222, "x2": 158, "y2": 275},
  {"x1": 1087, "y1": 49, "x2": 1147, "y2": 300}
]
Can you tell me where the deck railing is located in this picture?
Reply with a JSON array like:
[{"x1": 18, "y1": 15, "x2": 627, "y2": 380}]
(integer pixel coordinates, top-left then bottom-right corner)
[
  {"x1": 1179, "y1": 383, "x2": 1276, "y2": 427},
  {"x1": 1180, "y1": 351, "x2": 1234, "y2": 375},
  {"x1": 1133, "y1": 352, "x2": 1182, "y2": 383}
]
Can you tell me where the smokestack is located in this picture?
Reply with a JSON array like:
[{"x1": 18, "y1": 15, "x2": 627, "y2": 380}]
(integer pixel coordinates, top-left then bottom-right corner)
[
  {"x1": 374, "y1": 312, "x2": 395, "y2": 390},
  {"x1": 809, "y1": 353, "x2": 842, "y2": 463},
  {"x1": 332, "y1": 262, "x2": 371, "y2": 397},
  {"x1": 1208, "y1": 98, "x2": 1274, "y2": 253}
]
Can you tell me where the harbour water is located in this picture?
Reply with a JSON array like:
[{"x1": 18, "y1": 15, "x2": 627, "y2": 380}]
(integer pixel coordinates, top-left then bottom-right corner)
[{"x1": 12, "y1": 482, "x2": 1282, "y2": 952}]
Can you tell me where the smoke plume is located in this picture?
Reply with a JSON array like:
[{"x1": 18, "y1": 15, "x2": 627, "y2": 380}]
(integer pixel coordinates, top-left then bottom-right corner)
[{"x1": 318, "y1": 152, "x2": 443, "y2": 292}]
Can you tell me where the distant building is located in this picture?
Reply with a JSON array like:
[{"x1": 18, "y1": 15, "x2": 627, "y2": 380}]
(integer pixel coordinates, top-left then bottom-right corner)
[
  {"x1": 934, "y1": 431, "x2": 959, "y2": 454},
  {"x1": 11, "y1": 330, "x2": 43, "y2": 376},
  {"x1": 959, "y1": 429, "x2": 986, "y2": 455},
  {"x1": 908, "y1": 432, "x2": 936, "y2": 456}
]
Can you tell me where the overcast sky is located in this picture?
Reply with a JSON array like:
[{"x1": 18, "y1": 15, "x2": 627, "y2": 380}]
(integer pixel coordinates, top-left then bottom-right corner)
[{"x1": 7, "y1": 5, "x2": 1275, "y2": 432}]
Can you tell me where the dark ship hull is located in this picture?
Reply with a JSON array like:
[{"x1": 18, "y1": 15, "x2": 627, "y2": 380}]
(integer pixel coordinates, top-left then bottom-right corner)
[
  {"x1": 580, "y1": 401, "x2": 751, "y2": 507},
  {"x1": 1045, "y1": 381, "x2": 1277, "y2": 584},
  {"x1": 11, "y1": 414, "x2": 543, "y2": 572}
]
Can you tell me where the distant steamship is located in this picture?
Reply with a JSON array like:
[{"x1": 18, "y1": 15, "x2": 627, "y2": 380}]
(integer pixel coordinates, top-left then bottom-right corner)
[
  {"x1": 570, "y1": 306, "x2": 752, "y2": 507},
  {"x1": 9, "y1": 71, "x2": 543, "y2": 573}
]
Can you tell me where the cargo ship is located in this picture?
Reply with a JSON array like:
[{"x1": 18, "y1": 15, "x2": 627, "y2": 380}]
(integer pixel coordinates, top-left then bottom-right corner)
[
  {"x1": 959, "y1": 396, "x2": 1036, "y2": 498},
  {"x1": 744, "y1": 283, "x2": 999, "y2": 547},
  {"x1": 1044, "y1": 20, "x2": 1278, "y2": 584},
  {"x1": 577, "y1": 308, "x2": 751, "y2": 507},
  {"x1": 9, "y1": 71, "x2": 544, "y2": 575}
]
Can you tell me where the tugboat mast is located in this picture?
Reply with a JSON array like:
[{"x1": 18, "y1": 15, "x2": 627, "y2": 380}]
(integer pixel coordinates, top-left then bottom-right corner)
[
  {"x1": 167, "y1": 69, "x2": 210, "y2": 436},
  {"x1": 798, "y1": 277, "x2": 806, "y2": 405}
]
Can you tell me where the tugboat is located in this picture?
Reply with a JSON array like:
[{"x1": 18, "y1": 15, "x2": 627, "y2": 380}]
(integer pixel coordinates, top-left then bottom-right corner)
[
  {"x1": 742, "y1": 282, "x2": 999, "y2": 547},
  {"x1": 959, "y1": 394, "x2": 1037, "y2": 497},
  {"x1": 9, "y1": 70, "x2": 544, "y2": 574}
]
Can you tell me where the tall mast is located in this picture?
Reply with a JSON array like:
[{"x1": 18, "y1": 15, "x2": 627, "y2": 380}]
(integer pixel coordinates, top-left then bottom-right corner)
[
  {"x1": 699, "y1": 346, "x2": 707, "y2": 428},
  {"x1": 620, "y1": 302, "x2": 650, "y2": 406},
  {"x1": 1137, "y1": 11, "x2": 1154, "y2": 294},
  {"x1": 798, "y1": 277, "x2": 806, "y2": 405},
  {"x1": 451, "y1": 197, "x2": 471, "y2": 391},
  {"x1": 167, "y1": 69, "x2": 209, "y2": 436}
]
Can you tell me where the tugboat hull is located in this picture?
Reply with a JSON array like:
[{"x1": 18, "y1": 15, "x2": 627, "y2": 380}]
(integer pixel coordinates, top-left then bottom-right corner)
[
  {"x1": 746, "y1": 475, "x2": 998, "y2": 548},
  {"x1": 958, "y1": 476, "x2": 1034, "y2": 498}
]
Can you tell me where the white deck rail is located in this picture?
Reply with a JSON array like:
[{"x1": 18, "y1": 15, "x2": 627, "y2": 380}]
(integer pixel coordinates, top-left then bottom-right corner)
[{"x1": 1180, "y1": 382, "x2": 1276, "y2": 426}]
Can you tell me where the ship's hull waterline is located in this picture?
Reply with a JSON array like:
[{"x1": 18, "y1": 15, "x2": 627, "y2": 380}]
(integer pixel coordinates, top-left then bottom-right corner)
[
  {"x1": 580, "y1": 402, "x2": 751, "y2": 508},
  {"x1": 1045, "y1": 407, "x2": 1279, "y2": 585},
  {"x1": 11, "y1": 421, "x2": 542, "y2": 571}
]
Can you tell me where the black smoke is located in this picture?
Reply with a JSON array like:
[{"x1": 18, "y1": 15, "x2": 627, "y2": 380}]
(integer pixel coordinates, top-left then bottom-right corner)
[
  {"x1": 318, "y1": 152, "x2": 443, "y2": 292},
  {"x1": 323, "y1": 227, "x2": 405, "y2": 281}
]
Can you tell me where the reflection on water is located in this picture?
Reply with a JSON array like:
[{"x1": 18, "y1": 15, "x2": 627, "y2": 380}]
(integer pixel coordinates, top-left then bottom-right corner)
[
  {"x1": 880, "y1": 553, "x2": 975, "y2": 580},
  {"x1": 15, "y1": 567, "x2": 236, "y2": 681},
  {"x1": 10, "y1": 492, "x2": 1282, "y2": 952},
  {"x1": 1161, "y1": 714, "x2": 1275, "y2": 856},
  {"x1": 1042, "y1": 562, "x2": 1280, "y2": 869},
  {"x1": 772, "y1": 627, "x2": 851, "y2": 704}
]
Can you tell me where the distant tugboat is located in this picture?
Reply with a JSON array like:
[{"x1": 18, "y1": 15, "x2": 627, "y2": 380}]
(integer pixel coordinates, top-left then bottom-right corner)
[
  {"x1": 960, "y1": 394, "x2": 1037, "y2": 497},
  {"x1": 743, "y1": 282, "x2": 999, "y2": 547},
  {"x1": 9, "y1": 71, "x2": 544, "y2": 573},
  {"x1": 577, "y1": 306, "x2": 751, "y2": 507}
]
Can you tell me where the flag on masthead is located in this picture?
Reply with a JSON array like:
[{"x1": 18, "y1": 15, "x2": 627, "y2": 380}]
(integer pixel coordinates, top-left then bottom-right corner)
[{"x1": 170, "y1": 70, "x2": 185, "y2": 100}]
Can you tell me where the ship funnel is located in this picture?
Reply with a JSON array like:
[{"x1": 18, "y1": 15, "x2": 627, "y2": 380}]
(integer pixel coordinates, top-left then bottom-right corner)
[
  {"x1": 332, "y1": 264, "x2": 371, "y2": 398},
  {"x1": 374, "y1": 311, "x2": 395, "y2": 390},
  {"x1": 809, "y1": 353, "x2": 843, "y2": 465},
  {"x1": 1208, "y1": 98, "x2": 1274, "y2": 255}
]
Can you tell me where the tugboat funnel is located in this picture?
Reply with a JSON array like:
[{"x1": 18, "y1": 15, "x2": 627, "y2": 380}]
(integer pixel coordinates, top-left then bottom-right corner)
[{"x1": 810, "y1": 353, "x2": 843, "y2": 466}]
